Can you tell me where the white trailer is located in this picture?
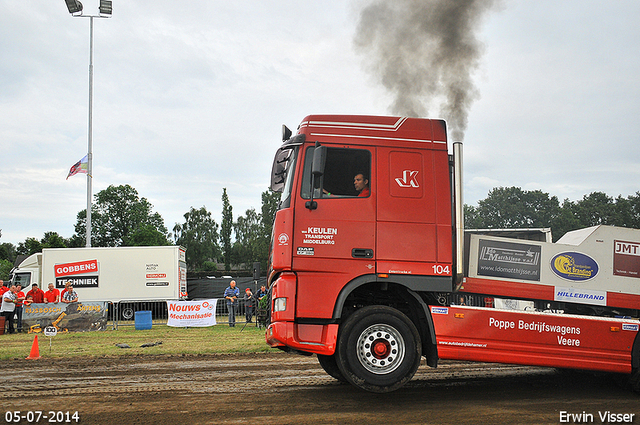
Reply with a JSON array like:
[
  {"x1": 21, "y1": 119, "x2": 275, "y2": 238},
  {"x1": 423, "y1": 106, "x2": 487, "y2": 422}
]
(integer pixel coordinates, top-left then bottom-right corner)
[
  {"x1": 11, "y1": 246, "x2": 187, "y2": 319},
  {"x1": 464, "y1": 225, "x2": 640, "y2": 314}
]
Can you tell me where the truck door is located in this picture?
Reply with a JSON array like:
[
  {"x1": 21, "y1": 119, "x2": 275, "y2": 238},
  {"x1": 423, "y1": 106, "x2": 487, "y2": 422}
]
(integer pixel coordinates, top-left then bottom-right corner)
[
  {"x1": 293, "y1": 145, "x2": 376, "y2": 318},
  {"x1": 376, "y1": 146, "x2": 453, "y2": 279}
]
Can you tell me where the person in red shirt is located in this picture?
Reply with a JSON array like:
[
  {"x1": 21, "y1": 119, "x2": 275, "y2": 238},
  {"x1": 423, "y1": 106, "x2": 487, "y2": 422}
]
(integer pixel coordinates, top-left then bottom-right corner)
[
  {"x1": 26, "y1": 283, "x2": 45, "y2": 304},
  {"x1": 0, "y1": 281, "x2": 8, "y2": 297},
  {"x1": 14, "y1": 284, "x2": 26, "y2": 332},
  {"x1": 43, "y1": 282, "x2": 60, "y2": 303},
  {"x1": 354, "y1": 173, "x2": 370, "y2": 197}
]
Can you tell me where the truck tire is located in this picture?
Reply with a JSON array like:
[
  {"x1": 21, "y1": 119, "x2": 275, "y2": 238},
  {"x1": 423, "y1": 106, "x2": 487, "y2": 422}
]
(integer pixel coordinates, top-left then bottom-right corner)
[
  {"x1": 317, "y1": 354, "x2": 347, "y2": 383},
  {"x1": 336, "y1": 305, "x2": 421, "y2": 393}
]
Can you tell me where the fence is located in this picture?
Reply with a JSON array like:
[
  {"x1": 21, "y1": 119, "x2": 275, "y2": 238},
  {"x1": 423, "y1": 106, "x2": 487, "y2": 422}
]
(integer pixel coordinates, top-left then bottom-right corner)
[
  {"x1": 110, "y1": 298, "x2": 263, "y2": 329},
  {"x1": 110, "y1": 294, "x2": 493, "y2": 329}
]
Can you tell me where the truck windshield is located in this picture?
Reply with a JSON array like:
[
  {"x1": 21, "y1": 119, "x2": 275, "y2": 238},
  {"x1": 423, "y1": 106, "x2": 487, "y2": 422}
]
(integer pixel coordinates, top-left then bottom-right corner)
[
  {"x1": 271, "y1": 147, "x2": 298, "y2": 210},
  {"x1": 12, "y1": 272, "x2": 31, "y2": 288}
]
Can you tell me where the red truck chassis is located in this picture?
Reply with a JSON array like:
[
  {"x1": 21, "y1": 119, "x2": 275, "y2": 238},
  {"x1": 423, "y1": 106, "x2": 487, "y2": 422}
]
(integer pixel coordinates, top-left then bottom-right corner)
[{"x1": 266, "y1": 115, "x2": 640, "y2": 393}]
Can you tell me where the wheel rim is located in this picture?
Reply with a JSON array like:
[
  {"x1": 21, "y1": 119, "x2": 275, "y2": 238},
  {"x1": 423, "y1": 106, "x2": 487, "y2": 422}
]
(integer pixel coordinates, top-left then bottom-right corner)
[{"x1": 356, "y1": 323, "x2": 405, "y2": 375}]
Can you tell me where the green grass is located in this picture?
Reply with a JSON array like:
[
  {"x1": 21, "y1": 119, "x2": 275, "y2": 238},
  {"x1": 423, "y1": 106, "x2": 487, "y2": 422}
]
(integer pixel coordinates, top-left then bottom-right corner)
[{"x1": 0, "y1": 324, "x2": 276, "y2": 360}]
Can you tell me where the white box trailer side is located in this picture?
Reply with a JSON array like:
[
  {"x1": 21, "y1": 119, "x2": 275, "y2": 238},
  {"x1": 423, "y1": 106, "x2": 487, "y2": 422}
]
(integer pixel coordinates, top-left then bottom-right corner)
[{"x1": 38, "y1": 246, "x2": 187, "y2": 303}]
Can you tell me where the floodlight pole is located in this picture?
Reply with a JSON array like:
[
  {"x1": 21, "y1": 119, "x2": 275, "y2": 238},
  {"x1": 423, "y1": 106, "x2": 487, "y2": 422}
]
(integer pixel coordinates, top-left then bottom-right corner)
[
  {"x1": 86, "y1": 15, "x2": 94, "y2": 248},
  {"x1": 66, "y1": 1, "x2": 111, "y2": 247}
]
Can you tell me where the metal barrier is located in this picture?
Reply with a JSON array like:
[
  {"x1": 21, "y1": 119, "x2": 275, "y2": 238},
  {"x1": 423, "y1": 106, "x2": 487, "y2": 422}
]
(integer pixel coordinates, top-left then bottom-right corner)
[{"x1": 110, "y1": 301, "x2": 169, "y2": 329}]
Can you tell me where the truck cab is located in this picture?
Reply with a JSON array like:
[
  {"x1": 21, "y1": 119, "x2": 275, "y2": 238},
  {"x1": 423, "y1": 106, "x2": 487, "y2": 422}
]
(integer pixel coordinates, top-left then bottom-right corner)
[
  {"x1": 10, "y1": 252, "x2": 41, "y2": 289},
  {"x1": 266, "y1": 115, "x2": 461, "y2": 391},
  {"x1": 265, "y1": 115, "x2": 640, "y2": 394}
]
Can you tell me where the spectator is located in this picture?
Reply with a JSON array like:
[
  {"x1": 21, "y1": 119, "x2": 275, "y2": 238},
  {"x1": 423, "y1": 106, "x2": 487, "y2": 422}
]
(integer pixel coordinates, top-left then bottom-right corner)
[
  {"x1": 1, "y1": 284, "x2": 18, "y2": 334},
  {"x1": 223, "y1": 280, "x2": 240, "y2": 327},
  {"x1": 26, "y1": 284, "x2": 45, "y2": 304},
  {"x1": 244, "y1": 288, "x2": 255, "y2": 323},
  {"x1": 43, "y1": 283, "x2": 60, "y2": 304},
  {"x1": 0, "y1": 281, "x2": 7, "y2": 297},
  {"x1": 14, "y1": 284, "x2": 25, "y2": 332},
  {"x1": 61, "y1": 285, "x2": 78, "y2": 303},
  {"x1": 60, "y1": 281, "x2": 71, "y2": 300},
  {"x1": 256, "y1": 285, "x2": 267, "y2": 302}
]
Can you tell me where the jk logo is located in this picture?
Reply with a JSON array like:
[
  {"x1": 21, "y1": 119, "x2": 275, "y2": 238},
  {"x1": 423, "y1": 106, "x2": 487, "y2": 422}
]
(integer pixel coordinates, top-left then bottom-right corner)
[{"x1": 395, "y1": 170, "x2": 419, "y2": 188}]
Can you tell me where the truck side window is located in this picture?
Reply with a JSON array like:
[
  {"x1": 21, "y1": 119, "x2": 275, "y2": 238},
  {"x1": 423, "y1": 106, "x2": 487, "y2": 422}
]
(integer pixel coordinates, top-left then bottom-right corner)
[{"x1": 301, "y1": 146, "x2": 371, "y2": 199}]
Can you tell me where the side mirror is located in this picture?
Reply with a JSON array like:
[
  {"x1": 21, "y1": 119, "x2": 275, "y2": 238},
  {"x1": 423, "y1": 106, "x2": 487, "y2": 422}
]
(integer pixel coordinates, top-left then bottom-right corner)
[{"x1": 282, "y1": 125, "x2": 292, "y2": 142}]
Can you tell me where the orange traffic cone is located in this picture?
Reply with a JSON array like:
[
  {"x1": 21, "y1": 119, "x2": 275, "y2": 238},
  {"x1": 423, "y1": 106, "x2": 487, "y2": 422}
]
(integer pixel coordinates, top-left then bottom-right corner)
[{"x1": 26, "y1": 335, "x2": 41, "y2": 360}]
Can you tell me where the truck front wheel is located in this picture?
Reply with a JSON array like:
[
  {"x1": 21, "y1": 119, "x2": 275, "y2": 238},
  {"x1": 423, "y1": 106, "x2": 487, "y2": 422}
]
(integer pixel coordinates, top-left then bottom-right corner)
[
  {"x1": 317, "y1": 354, "x2": 347, "y2": 382},
  {"x1": 336, "y1": 305, "x2": 421, "y2": 393}
]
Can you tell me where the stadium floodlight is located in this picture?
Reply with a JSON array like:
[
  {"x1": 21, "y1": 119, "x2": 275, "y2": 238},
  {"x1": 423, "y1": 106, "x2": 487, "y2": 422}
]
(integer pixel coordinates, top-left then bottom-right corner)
[
  {"x1": 99, "y1": 0, "x2": 112, "y2": 16},
  {"x1": 62, "y1": 0, "x2": 112, "y2": 246},
  {"x1": 64, "y1": 0, "x2": 83, "y2": 15}
]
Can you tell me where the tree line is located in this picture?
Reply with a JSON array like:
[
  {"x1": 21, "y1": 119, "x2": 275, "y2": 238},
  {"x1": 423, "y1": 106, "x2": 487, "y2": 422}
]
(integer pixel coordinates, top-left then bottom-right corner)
[
  {"x1": 466, "y1": 187, "x2": 640, "y2": 241},
  {"x1": 2, "y1": 185, "x2": 640, "y2": 280},
  {"x1": 0, "y1": 184, "x2": 280, "y2": 279}
]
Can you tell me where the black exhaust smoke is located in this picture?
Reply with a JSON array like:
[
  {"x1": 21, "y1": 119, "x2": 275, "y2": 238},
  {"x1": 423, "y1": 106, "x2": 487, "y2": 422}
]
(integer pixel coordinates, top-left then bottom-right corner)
[{"x1": 354, "y1": 0, "x2": 501, "y2": 141}]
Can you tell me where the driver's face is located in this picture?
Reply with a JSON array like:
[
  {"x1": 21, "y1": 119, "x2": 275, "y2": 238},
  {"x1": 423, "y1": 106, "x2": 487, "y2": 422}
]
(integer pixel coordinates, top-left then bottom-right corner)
[{"x1": 354, "y1": 174, "x2": 368, "y2": 192}]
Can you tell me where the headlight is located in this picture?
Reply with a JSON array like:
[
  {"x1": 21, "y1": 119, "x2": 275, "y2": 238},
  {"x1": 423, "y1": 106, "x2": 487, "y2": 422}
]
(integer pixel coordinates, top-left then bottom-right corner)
[{"x1": 274, "y1": 297, "x2": 287, "y2": 312}]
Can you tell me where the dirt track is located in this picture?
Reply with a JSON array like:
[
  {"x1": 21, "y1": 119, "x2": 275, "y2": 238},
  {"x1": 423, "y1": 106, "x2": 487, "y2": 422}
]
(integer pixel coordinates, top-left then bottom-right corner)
[{"x1": 2, "y1": 353, "x2": 638, "y2": 425}]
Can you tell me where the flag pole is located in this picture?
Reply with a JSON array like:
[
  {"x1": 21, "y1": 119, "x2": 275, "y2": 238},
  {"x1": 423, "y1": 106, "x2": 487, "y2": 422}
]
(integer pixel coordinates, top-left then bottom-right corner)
[{"x1": 86, "y1": 15, "x2": 94, "y2": 248}]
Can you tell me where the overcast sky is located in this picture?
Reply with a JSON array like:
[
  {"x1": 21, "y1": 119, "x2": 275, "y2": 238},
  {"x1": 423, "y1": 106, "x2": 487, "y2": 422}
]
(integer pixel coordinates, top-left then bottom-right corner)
[{"x1": 1, "y1": 0, "x2": 639, "y2": 246}]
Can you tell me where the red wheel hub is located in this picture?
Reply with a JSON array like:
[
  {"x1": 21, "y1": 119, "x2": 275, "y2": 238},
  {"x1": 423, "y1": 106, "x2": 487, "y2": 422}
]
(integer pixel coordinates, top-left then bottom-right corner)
[{"x1": 372, "y1": 339, "x2": 391, "y2": 358}]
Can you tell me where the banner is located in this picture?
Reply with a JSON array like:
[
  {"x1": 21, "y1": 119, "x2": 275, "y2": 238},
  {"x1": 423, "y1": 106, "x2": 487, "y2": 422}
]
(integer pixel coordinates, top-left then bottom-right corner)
[
  {"x1": 614, "y1": 239, "x2": 640, "y2": 278},
  {"x1": 167, "y1": 299, "x2": 217, "y2": 327},
  {"x1": 477, "y1": 239, "x2": 542, "y2": 281},
  {"x1": 23, "y1": 302, "x2": 109, "y2": 333}
]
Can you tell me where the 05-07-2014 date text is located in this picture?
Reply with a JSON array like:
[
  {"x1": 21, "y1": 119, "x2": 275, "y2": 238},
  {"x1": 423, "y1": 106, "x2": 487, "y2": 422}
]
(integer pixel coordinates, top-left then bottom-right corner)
[{"x1": 4, "y1": 411, "x2": 79, "y2": 423}]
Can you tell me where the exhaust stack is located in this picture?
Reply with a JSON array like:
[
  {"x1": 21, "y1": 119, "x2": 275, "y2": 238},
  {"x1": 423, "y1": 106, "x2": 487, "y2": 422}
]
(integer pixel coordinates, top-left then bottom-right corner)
[{"x1": 453, "y1": 142, "x2": 464, "y2": 288}]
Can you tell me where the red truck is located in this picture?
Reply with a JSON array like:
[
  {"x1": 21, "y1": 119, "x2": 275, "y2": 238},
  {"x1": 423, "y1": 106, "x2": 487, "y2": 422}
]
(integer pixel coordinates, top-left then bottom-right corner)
[{"x1": 265, "y1": 114, "x2": 640, "y2": 392}]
